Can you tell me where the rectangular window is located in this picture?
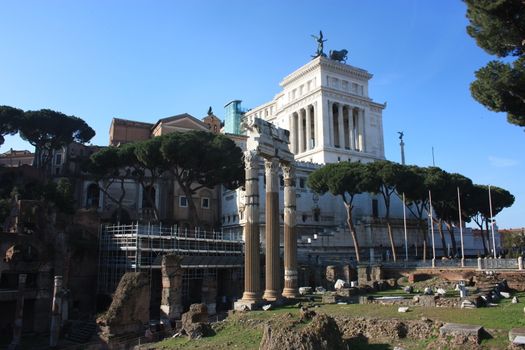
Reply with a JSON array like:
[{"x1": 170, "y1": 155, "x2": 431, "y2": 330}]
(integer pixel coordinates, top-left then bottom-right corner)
[
  {"x1": 299, "y1": 178, "x2": 305, "y2": 188},
  {"x1": 55, "y1": 153, "x2": 62, "y2": 165},
  {"x1": 179, "y1": 196, "x2": 188, "y2": 207},
  {"x1": 201, "y1": 197, "x2": 210, "y2": 209}
]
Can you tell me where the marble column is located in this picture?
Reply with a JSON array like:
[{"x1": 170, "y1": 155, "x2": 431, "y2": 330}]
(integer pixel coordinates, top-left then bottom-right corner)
[
  {"x1": 337, "y1": 103, "x2": 344, "y2": 148},
  {"x1": 289, "y1": 114, "x2": 296, "y2": 154},
  {"x1": 298, "y1": 110, "x2": 304, "y2": 153},
  {"x1": 348, "y1": 107, "x2": 355, "y2": 150},
  {"x1": 282, "y1": 164, "x2": 298, "y2": 298},
  {"x1": 358, "y1": 108, "x2": 365, "y2": 152},
  {"x1": 313, "y1": 102, "x2": 318, "y2": 149},
  {"x1": 241, "y1": 151, "x2": 261, "y2": 302},
  {"x1": 50, "y1": 276, "x2": 63, "y2": 348},
  {"x1": 306, "y1": 105, "x2": 312, "y2": 150},
  {"x1": 263, "y1": 157, "x2": 281, "y2": 301},
  {"x1": 328, "y1": 101, "x2": 334, "y2": 146}
]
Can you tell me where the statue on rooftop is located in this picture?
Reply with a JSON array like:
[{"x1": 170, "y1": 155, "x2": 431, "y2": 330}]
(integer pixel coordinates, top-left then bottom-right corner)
[
  {"x1": 311, "y1": 30, "x2": 327, "y2": 58},
  {"x1": 329, "y1": 49, "x2": 348, "y2": 63},
  {"x1": 207, "y1": 106, "x2": 213, "y2": 116}
]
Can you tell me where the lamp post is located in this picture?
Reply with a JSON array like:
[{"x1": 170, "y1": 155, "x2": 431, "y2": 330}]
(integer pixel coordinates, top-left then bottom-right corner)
[
  {"x1": 488, "y1": 185, "x2": 497, "y2": 259},
  {"x1": 457, "y1": 187, "x2": 465, "y2": 267}
]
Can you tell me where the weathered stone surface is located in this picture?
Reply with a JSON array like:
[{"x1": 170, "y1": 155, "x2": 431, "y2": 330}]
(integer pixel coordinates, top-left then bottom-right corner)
[
  {"x1": 299, "y1": 286, "x2": 312, "y2": 295},
  {"x1": 299, "y1": 307, "x2": 316, "y2": 322},
  {"x1": 325, "y1": 265, "x2": 337, "y2": 284},
  {"x1": 160, "y1": 254, "x2": 183, "y2": 321},
  {"x1": 181, "y1": 303, "x2": 211, "y2": 339},
  {"x1": 334, "y1": 279, "x2": 348, "y2": 290},
  {"x1": 335, "y1": 316, "x2": 439, "y2": 340},
  {"x1": 97, "y1": 272, "x2": 150, "y2": 338},
  {"x1": 322, "y1": 292, "x2": 337, "y2": 304},
  {"x1": 509, "y1": 328, "x2": 525, "y2": 342},
  {"x1": 439, "y1": 323, "x2": 483, "y2": 344},
  {"x1": 260, "y1": 314, "x2": 345, "y2": 350}
]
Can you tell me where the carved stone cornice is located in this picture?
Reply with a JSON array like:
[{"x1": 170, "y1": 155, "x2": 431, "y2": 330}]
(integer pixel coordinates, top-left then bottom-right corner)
[
  {"x1": 279, "y1": 89, "x2": 322, "y2": 114},
  {"x1": 324, "y1": 89, "x2": 375, "y2": 109},
  {"x1": 280, "y1": 57, "x2": 373, "y2": 88}
]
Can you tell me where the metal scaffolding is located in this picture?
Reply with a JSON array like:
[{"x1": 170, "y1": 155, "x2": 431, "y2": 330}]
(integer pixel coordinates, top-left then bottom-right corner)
[{"x1": 97, "y1": 223, "x2": 244, "y2": 294}]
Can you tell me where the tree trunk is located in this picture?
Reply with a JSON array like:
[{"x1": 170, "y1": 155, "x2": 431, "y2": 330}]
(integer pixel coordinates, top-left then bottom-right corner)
[
  {"x1": 479, "y1": 223, "x2": 488, "y2": 256},
  {"x1": 485, "y1": 220, "x2": 492, "y2": 256},
  {"x1": 436, "y1": 219, "x2": 447, "y2": 257},
  {"x1": 141, "y1": 179, "x2": 160, "y2": 222},
  {"x1": 386, "y1": 221, "x2": 397, "y2": 262},
  {"x1": 344, "y1": 202, "x2": 361, "y2": 263},
  {"x1": 180, "y1": 184, "x2": 199, "y2": 228}
]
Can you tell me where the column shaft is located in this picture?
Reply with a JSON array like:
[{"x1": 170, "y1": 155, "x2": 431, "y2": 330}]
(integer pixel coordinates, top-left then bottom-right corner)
[
  {"x1": 337, "y1": 103, "x2": 344, "y2": 148},
  {"x1": 263, "y1": 158, "x2": 281, "y2": 300},
  {"x1": 306, "y1": 106, "x2": 312, "y2": 150},
  {"x1": 282, "y1": 164, "x2": 298, "y2": 298},
  {"x1": 312, "y1": 102, "x2": 318, "y2": 149},
  {"x1": 328, "y1": 101, "x2": 334, "y2": 146},
  {"x1": 348, "y1": 107, "x2": 355, "y2": 150},
  {"x1": 298, "y1": 110, "x2": 305, "y2": 153},
  {"x1": 289, "y1": 114, "x2": 296, "y2": 154},
  {"x1": 241, "y1": 151, "x2": 261, "y2": 302},
  {"x1": 359, "y1": 108, "x2": 366, "y2": 152}
]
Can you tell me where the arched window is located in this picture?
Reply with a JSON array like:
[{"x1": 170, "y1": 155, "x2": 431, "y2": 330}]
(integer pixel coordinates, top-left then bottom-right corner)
[{"x1": 86, "y1": 183, "x2": 100, "y2": 208}]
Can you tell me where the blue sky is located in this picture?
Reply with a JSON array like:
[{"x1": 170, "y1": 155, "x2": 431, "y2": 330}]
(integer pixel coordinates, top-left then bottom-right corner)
[{"x1": 1, "y1": 0, "x2": 523, "y2": 228}]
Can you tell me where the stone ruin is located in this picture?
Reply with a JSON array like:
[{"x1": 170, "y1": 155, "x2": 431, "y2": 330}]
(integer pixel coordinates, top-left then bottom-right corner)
[
  {"x1": 180, "y1": 303, "x2": 212, "y2": 339},
  {"x1": 97, "y1": 272, "x2": 150, "y2": 343},
  {"x1": 160, "y1": 254, "x2": 183, "y2": 323}
]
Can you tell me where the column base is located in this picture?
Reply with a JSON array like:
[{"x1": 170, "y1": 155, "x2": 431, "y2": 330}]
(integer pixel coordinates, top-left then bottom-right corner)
[
  {"x1": 282, "y1": 288, "x2": 299, "y2": 299},
  {"x1": 262, "y1": 290, "x2": 281, "y2": 301},
  {"x1": 241, "y1": 291, "x2": 261, "y2": 303}
]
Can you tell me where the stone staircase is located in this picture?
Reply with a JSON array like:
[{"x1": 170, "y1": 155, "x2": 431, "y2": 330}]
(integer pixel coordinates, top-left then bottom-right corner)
[{"x1": 65, "y1": 321, "x2": 97, "y2": 343}]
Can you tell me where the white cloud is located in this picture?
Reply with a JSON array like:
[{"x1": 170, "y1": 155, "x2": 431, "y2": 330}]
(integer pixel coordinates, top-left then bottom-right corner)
[{"x1": 488, "y1": 155, "x2": 519, "y2": 168}]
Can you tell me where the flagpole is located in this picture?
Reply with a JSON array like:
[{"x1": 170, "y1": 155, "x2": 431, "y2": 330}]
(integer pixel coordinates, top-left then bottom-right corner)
[
  {"x1": 457, "y1": 187, "x2": 465, "y2": 267},
  {"x1": 429, "y1": 190, "x2": 436, "y2": 268},
  {"x1": 488, "y1": 185, "x2": 497, "y2": 259},
  {"x1": 403, "y1": 193, "x2": 408, "y2": 261}
]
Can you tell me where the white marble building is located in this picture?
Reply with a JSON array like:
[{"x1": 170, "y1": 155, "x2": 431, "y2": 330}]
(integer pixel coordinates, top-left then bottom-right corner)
[
  {"x1": 245, "y1": 56, "x2": 386, "y2": 164},
  {"x1": 221, "y1": 55, "x2": 493, "y2": 261}
]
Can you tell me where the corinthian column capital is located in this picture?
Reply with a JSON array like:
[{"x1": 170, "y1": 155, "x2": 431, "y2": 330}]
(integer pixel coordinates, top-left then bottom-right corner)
[{"x1": 244, "y1": 150, "x2": 259, "y2": 169}]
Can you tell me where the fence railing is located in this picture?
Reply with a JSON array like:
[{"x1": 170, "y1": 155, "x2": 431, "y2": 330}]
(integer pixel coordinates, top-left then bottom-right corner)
[{"x1": 306, "y1": 257, "x2": 522, "y2": 271}]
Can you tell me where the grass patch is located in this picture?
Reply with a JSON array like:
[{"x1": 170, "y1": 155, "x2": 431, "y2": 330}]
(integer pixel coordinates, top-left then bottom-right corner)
[
  {"x1": 154, "y1": 316, "x2": 262, "y2": 350},
  {"x1": 151, "y1": 292, "x2": 525, "y2": 349}
]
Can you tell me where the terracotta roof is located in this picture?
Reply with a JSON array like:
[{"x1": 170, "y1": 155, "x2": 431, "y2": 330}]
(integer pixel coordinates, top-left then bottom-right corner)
[{"x1": 112, "y1": 118, "x2": 154, "y2": 128}]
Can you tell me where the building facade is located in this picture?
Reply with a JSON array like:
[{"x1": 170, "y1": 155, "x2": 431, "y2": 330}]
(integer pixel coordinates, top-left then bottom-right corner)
[{"x1": 221, "y1": 55, "x2": 494, "y2": 261}]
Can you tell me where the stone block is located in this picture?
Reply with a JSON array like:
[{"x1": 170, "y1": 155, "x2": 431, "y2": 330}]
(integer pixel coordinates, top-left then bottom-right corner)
[
  {"x1": 299, "y1": 286, "x2": 312, "y2": 295},
  {"x1": 509, "y1": 328, "x2": 525, "y2": 342},
  {"x1": 418, "y1": 295, "x2": 437, "y2": 307},
  {"x1": 322, "y1": 293, "x2": 337, "y2": 304},
  {"x1": 234, "y1": 300, "x2": 257, "y2": 311},
  {"x1": 440, "y1": 323, "x2": 484, "y2": 344}
]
